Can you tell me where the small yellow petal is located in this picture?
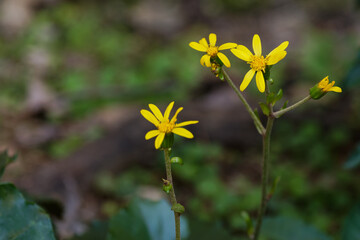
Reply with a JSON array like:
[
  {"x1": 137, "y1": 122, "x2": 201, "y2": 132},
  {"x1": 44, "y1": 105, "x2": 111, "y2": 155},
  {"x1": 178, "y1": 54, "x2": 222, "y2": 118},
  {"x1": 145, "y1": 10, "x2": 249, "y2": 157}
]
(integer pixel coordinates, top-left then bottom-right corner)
[
  {"x1": 199, "y1": 38, "x2": 209, "y2": 48},
  {"x1": 217, "y1": 52, "x2": 231, "y2": 68},
  {"x1": 145, "y1": 130, "x2": 160, "y2": 140},
  {"x1": 318, "y1": 76, "x2": 329, "y2": 88},
  {"x1": 170, "y1": 107, "x2": 183, "y2": 123},
  {"x1": 267, "y1": 41, "x2": 289, "y2": 57},
  {"x1": 164, "y1": 101, "x2": 174, "y2": 120},
  {"x1": 240, "y1": 69, "x2": 255, "y2": 91},
  {"x1": 172, "y1": 128, "x2": 194, "y2": 138},
  {"x1": 149, "y1": 104, "x2": 164, "y2": 121},
  {"x1": 231, "y1": 45, "x2": 253, "y2": 62},
  {"x1": 203, "y1": 55, "x2": 211, "y2": 67},
  {"x1": 328, "y1": 86, "x2": 342, "y2": 93},
  {"x1": 200, "y1": 54, "x2": 210, "y2": 67},
  {"x1": 267, "y1": 51, "x2": 287, "y2": 65},
  {"x1": 209, "y1": 33, "x2": 217, "y2": 47},
  {"x1": 252, "y1": 34, "x2": 262, "y2": 56},
  {"x1": 189, "y1": 42, "x2": 207, "y2": 52},
  {"x1": 140, "y1": 110, "x2": 159, "y2": 126},
  {"x1": 256, "y1": 71, "x2": 265, "y2": 93},
  {"x1": 155, "y1": 132, "x2": 165, "y2": 149},
  {"x1": 218, "y1": 43, "x2": 237, "y2": 50},
  {"x1": 176, "y1": 121, "x2": 199, "y2": 127}
]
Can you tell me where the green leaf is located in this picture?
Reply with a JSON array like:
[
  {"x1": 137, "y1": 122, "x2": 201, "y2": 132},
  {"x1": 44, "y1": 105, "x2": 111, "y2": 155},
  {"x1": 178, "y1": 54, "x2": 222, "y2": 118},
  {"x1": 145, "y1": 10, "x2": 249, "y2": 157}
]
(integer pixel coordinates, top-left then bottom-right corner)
[
  {"x1": 275, "y1": 89, "x2": 283, "y2": 102},
  {"x1": 259, "y1": 102, "x2": 270, "y2": 116},
  {"x1": 107, "y1": 198, "x2": 189, "y2": 240},
  {"x1": 343, "y1": 143, "x2": 360, "y2": 169},
  {"x1": 0, "y1": 183, "x2": 56, "y2": 240},
  {"x1": 171, "y1": 157, "x2": 184, "y2": 165},
  {"x1": 261, "y1": 216, "x2": 331, "y2": 240},
  {"x1": 0, "y1": 150, "x2": 17, "y2": 179},
  {"x1": 342, "y1": 203, "x2": 360, "y2": 240},
  {"x1": 281, "y1": 100, "x2": 288, "y2": 110},
  {"x1": 266, "y1": 93, "x2": 275, "y2": 105}
]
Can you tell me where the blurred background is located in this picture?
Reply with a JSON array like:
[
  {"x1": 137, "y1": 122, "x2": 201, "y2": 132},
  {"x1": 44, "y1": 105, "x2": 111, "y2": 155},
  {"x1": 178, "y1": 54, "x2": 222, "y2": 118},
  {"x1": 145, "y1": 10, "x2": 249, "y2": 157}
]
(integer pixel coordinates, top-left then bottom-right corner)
[{"x1": 0, "y1": 0, "x2": 359, "y2": 239}]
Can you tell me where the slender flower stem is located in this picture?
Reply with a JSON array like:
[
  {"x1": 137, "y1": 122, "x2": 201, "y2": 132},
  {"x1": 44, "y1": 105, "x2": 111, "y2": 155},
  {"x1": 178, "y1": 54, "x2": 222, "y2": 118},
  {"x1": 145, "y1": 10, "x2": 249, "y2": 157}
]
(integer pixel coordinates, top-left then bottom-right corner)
[
  {"x1": 164, "y1": 148, "x2": 181, "y2": 240},
  {"x1": 273, "y1": 95, "x2": 311, "y2": 118},
  {"x1": 222, "y1": 69, "x2": 266, "y2": 135},
  {"x1": 254, "y1": 115, "x2": 274, "y2": 240}
]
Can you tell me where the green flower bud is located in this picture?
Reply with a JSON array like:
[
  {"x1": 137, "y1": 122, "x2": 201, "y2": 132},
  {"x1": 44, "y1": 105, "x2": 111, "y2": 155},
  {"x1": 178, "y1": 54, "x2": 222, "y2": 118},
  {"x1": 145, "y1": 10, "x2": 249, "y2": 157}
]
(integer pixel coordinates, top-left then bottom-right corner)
[
  {"x1": 170, "y1": 157, "x2": 183, "y2": 165},
  {"x1": 171, "y1": 203, "x2": 185, "y2": 214}
]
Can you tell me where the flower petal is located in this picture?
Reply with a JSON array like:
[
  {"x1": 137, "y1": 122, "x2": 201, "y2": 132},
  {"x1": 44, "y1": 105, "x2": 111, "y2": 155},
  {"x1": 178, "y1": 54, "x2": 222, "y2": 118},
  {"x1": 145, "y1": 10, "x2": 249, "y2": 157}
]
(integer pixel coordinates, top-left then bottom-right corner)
[
  {"x1": 189, "y1": 42, "x2": 207, "y2": 52},
  {"x1": 176, "y1": 120, "x2": 199, "y2": 127},
  {"x1": 170, "y1": 107, "x2": 183, "y2": 123},
  {"x1": 209, "y1": 33, "x2": 217, "y2": 47},
  {"x1": 199, "y1": 38, "x2": 209, "y2": 48},
  {"x1": 231, "y1": 45, "x2": 253, "y2": 62},
  {"x1": 172, "y1": 127, "x2": 194, "y2": 138},
  {"x1": 164, "y1": 101, "x2": 174, "y2": 120},
  {"x1": 267, "y1": 51, "x2": 287, "y2": 65},
  {"x1": 149, "y1": 104, "x2": 164, "y2": 121},
  {"x1": 145, "y1": 130, "x2": 160, "y2": 140},
  {"x1": 217, "y1": 52, "x2": 231, "y2": 68},
  {"x1": 240, "y1": 69, "x2": 255, "y2": 91},
  {"x1": 267, "y1": 41, "x2": 289, "y2": 57},
  {"x1": 252, "y1": 34, "x2": 262, "y2": 56},
  {"x1": 328, "y1": 86, "x2": 342, "y2": 93},
  {"x1": 203, "y1": 54, "x2": 211, "y2": 67},
  {"x1": 155, "y1": 132, "x2": 165, "y2": 149},
  {"x1": 256, "y1": 71, "x2": 265, "y2": 93},
  {"x1": 200, "y1": 54, "x2": 211, "y2": 67},
  {"x1": 318, "y1": 76, "x2": 329, "y2": 88},
  {"x1": 218, "y1": 43, "x2": 237, "y2": 50},
  {"x1": 140, "y1": 110, "x2": 159, "y2": 126}
]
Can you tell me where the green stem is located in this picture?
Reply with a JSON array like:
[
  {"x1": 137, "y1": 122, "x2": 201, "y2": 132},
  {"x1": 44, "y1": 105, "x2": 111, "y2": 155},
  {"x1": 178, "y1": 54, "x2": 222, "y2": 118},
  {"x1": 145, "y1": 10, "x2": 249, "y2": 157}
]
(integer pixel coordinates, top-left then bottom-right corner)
[
  {"x1": 164, "y1": 148, "x2": 181, "y2": 240},
  {"x1": 222, "y1": 69, "x2": 266, "y2": 135},
  {"x1": 254, "y1": 80, "x2": 274, "y2": 240},
  {"x1": 273, "y1": 95, "x2": 311, "y2": 118}
]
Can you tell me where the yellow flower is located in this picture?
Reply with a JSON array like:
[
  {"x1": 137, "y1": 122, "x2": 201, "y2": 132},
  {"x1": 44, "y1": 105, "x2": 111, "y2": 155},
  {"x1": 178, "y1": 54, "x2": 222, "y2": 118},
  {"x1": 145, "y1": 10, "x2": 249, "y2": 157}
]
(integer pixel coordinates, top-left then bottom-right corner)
[
  {"x1": 231, "y1": 34, "x2": 289, "y2": 93},
  {"x1": 140, "y1": 102, "x2": 199, "y2": 149},
  {"x1": 318, "y1": 76, "x2": 342, "y2": 93},
  {"x1": 309, "y1": 76, "x2": 342, "y2": 99},
  {"x1": 189, "y1": 33, "x2": 237, "y2": 68}
]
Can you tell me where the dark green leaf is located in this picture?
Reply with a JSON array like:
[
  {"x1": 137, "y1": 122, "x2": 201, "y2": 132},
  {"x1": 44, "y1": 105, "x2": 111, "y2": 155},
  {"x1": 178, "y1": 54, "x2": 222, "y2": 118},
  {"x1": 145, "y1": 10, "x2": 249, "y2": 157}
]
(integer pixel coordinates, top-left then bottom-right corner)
[
  {"x1": 0, "y1": 150, "x2": 17, "y2": 179},
  {"x1": 281, "y1": 100, "x2": 289, "y2": 110},
  {"x1": 275, "y1": 89, "x2": 283, "y2": 102},
  {"x1": 0, "y1": 183, "x2": 56, "y2": 240},
  {"x1": 342, "y1": 203, "x2": 360, "y2": 240},
  {"x1": 261, "y1": 216, "x2": 331, "y2": 240},
  {"x1": 266, "y1": 93, "x2": 275, "y2": 105},
  {"x1": 107, "y1": 198, "x2": 189, "y2": 240},
  {"x1": 343, "y1": 143, "x2": 360, "y2": 169},
  {"x1": 259, "y1": 102, "x2": 270, "y2": 116}
]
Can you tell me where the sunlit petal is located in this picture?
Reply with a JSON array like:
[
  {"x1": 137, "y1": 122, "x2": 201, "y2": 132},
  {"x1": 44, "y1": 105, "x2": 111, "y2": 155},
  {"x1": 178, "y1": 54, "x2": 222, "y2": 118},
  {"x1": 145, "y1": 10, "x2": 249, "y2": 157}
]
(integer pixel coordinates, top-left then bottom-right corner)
[
  {"x1": 267, "y1": 41, "x2": 289, "y2": 57},
  {"x1": 164, "y1": 101, "x2": 174, "y2": 120},
  {"x1": 218, "y1": 43, "x2": 237, "y2": 50},
  {"x1": 172, "y1": 128, "x2": 194, "y2": 138},
  {"x1": 217, "y1": 52, "x2": 231, "y2": 68},
  {"x1": 140, "y1": 110, "x2": 159, "y2": 126},
  {"x1": 170, "y1": 107, "x2": 183, "y2": 123},
  {"x1": 240, "y1": 69, "x2": 255, "y2": 91},
  {"x1": 176, "y1": 121, "x2": 199, "y2": 127},
  {"x1": 328, "y1": 86, "x2": 342, "y2": 92},
  {"x1": 189, "y1": 42, "x2": 207, "y2": 52},
  {"x1": 203, "y1": 55, "x2": 211, "y2": 67},
  {"x1": 199, "y1": 38, "x2": 209, "y2": 48},
  {"x1": 267, "y1": 51, "x2": 287, "y2": 65},
  {"x1": 252, "y1": 34, "x2": 262, "y2": 56},
  {"x1": 145, "y1": 130, "x2": 160, "y2": 140},
  {"x1": 209, "y1": 33, "x2": 217, "y2": 46},
  {"x1": 149, "y1": 104, "x2": 164, "y2": 121},
  {"x1": 256, "y1": 71, "x2": 265, "y2": 93},
  {"x1": 231, "y1": 45, "x2": 253, "y2": 61},
  {"x1": 155, "y1": 132, "x2": 165, "y2": 149}
]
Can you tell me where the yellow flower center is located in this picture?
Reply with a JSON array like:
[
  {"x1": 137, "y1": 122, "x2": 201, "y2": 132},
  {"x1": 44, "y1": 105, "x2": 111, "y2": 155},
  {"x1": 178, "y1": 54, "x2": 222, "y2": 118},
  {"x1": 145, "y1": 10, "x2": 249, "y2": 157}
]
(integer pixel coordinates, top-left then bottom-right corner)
[
  {"x1": 250, "y1": 56, "x2": 266, "y2": 72},
  {"x1": 207, "y1": 46, "x2": 218, "y2": 57},
  {"x1": 158, "y1": 120, "x2": 175, "y2": 133}
]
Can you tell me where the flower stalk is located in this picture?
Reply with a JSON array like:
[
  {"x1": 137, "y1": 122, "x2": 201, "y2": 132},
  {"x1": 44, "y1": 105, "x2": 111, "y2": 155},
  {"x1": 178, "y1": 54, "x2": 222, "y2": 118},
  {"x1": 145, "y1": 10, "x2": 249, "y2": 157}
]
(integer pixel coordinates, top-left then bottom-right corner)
[
  {"x1": 164, "y1": 148, "x2": 181, "y2": 240},
  {"x1": 273, "y1": 95, "x2": 311, "y2": 118}
]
